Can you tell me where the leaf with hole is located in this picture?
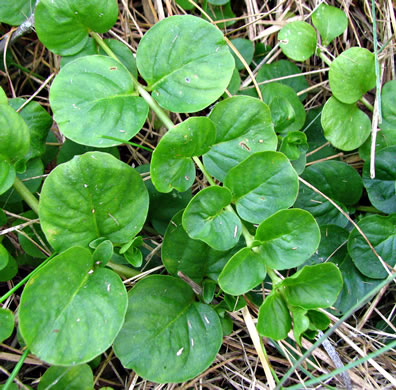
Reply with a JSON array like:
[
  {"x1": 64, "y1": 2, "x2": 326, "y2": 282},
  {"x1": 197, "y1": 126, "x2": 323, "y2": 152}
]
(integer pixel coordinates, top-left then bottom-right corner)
[
  {"x1": 348, "y1": 214, "x2": 396, "y2": 279},
  {"x1": 224, "y1": 151, "x2": 299, "y2": 224},
  {"x1": 203, "y1": 96, "x2": 277, "y2": 182},
  {"x1": 254, "y1": 209, "x2": 320, "y2": 270},
  {"x1": 50, "y1": 55, "x2": 148, "y2": 148},
  {"x1": 19, "y1": 247, "x2": 127, "y2": 365},
  {"x1": 312, "y1": 3, "x2": 348, "y2": 46},
  {"x1": 278, "y1": 21, "x2": 317, "y2": 62},
  {"x1": 113, "y1": 275, "x2": 222, "y2": 383},
  {"x1": 322, "y1": 97, "x2": 371, "y2": 150},
  {"x1": 39, "y1": 152, "x2": 149, "y2": 252},
  {"x1": 35, "y1": 0, "x2": 118, "y2": 55},
  {"x1": 329, "y1": 47, "x2": 375, "y2": 104},
  {"x1": 136, "y1": 15, "x2": 235, "y2": 112},
  {"x1": 150, "y1": 117, "x2": 216, "y2": 193}
]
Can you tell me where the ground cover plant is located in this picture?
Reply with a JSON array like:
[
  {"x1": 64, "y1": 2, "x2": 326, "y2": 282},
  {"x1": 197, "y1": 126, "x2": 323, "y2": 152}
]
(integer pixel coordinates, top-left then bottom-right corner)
[{"x1": 0, "y1": 0, "x2": 395, "y2": 388}]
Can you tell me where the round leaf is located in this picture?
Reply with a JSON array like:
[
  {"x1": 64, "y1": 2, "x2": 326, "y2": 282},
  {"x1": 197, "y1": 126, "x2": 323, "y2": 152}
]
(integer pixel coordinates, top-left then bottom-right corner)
[
  {"x1": 254, "y1": 209, "x2": 320, "y2": 270},
  {"x1": 50, "y1": 55, "x2": 148, "y2": 148},
  {"x1": 38, "y1": 364, "x2": 93, "y2": 390},
  {"x1": 363, "y1": 146, "x2": 396, "y2": 214},
  {"x1": 257, "y1": 292, "x2": 291, "y2": 340},
  {"x1": 0, "y1": 308, "x2": 14, "y2": 343},
  {"x1": 218, "y1": 247, "x2": 267, "y2": 296},
  {"x1": 35, "y1": 0, "x2": 118, "y2": 55},
  {"x1": 39, "y1": 152, "x2": 149, "y2": 252},
  {"x1": 278, "y1": 21, "x2": 317, "y2": 61},
  {"x1": 348, "y1": 214, "x2": 396, "y2": 279},
  {"x1": 329, "y1": 47, "x2": 375, "y2": 104},
  {"x1": 224, "y1": 151, "x2": 299, "y2": 224},
  {"x1": 136, "y1": 15, "x2": 235, "y2": 113},
  {"x1": 0, "y1": 160, "x2": 15, "y2": 195},
  {"x1": 182, "y1": 186, "x2": 242, "y2": 251},
  {"x1": 151, "y1": 117, "x2": 216, "y2": 193},
  {"x1": 0, "y1": 0, "x2": 34, "y2": 26},
  {"x1": 19, "y1": 247, "x2": 128, "y2": 365},
  {"x1": 322, "y1": 97, "x2": 371, "y2": 150},
  {"x1": 281, "y1": 263, "x2": 343, "y2": 309},
  {"x1": 0, "y1": 105, "x2": 30, "y2": 164},
  {"x1": 162, "y1": 210, "x2": 239, "y2": 283},
  {"x1": 230, "y1": 38, "x2": 254, "y2": 70},
  {"x1": 203, "y1": 96, "x2": 277, "y2": 182},
  {"x1": 113, "y1": 275, "x2": 222, "y2": 383},
  {"x1": 312, "y1": 3, "x2": 348, "y2": 46}
]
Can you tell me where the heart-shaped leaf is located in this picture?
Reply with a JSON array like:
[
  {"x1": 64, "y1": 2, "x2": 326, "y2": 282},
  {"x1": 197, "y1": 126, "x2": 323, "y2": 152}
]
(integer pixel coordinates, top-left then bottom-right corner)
[
  {"x1": 162, "y1": 210, "x2": 240, "y2": 283},
  {"x1": 348, "y1": 214, "x2": 396, "y2": 279},
  {"x1": 0, "y1": 308, "x2": 14, "y2": 343},
  {"x1": 329, "y1": 47, "x2": 375, "y2": 104},
  {"x1": 50, "y1": 55, "x2": 148, "y2": 148},
  {"x1": 151, "y1": 117, "x2": 216, "y2": 193},
  {"x1": 38, "y1": 364, "x2": 93, "y2": 390},
  {"x1": 281, "y1": 263, "x2": 343, "y2": 309},
  {"x1": 363, "y1": 145, "x2": 396, "y2": 214},
  {"x1": 0, "y1": 0, "x2": 35, "y2": 26},
  {"x1": 203, "y1": 96, "x2": 277, "y2": 182},
  {"x1": 224, "y1": 151, "x2": 299, "y2": 224},
  {"x1": 136, "y1": 15, "x2": 235, "y2": 113},
  {"x1": 257, "y1": 291, "x2": 291, "y2": 340},
  {"x1": 278, "y1": 21, "x2": 317, "y2": 61},
  {"x1": 322, "y1": 97, "x2": 371, "y2": 150},
  {"x1": 254, "y1": 209, "x2": 320, "y2": 270},
  {"x1": 218, "y1": 247, "x2": 267, "y2": 296},
  {"x1": 182, "y1": 186, "x2": 242, "y2": 251},
  {"x1": 113, "y1": 275, "x2": 222, "y2": 383},
  {"x1": 35, "y1": 0, "x2": 118, "y2": 55},
  {"x1": 19, "y1": 247, "x2": 128, "y2": 365},
  {"x1": 39, "y1": 152, "x2": 149, "y2": 252},
  {"x1": 312, "y1": 3, "x2": 348, "y2": 46}
]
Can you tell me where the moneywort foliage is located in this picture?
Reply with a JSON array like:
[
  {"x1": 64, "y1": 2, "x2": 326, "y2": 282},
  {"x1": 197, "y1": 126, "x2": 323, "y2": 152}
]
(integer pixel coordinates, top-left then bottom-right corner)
[{"x1": 0, "y1": 0, "x2": 395, "y2": 387}]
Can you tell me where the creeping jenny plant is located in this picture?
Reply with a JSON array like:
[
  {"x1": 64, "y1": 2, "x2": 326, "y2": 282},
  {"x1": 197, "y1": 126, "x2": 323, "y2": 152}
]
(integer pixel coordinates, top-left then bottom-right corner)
[{"x1": 0, "y1": 0, "x2": 395, "y2": 387}]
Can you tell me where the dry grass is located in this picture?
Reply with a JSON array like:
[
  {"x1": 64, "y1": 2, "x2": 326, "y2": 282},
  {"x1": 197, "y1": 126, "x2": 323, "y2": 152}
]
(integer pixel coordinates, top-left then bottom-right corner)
[{"x1": 1, "y1": 0, "x2": 395, "y2": 388}]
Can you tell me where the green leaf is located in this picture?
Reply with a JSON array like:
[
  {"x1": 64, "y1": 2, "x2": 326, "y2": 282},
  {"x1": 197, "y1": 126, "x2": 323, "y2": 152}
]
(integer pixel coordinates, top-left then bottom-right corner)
[
  {"x1": 93, "y1": 239, "x2": 113, "y2": 266},
  {"x1": 39, "y1": 152, "x2": 149, "y2": 252},
  {"x1": 123, "y1": 246, "x2": 143, "y2": 268},
  {"x1": 359, "y1": 127, "x2": 396, "y2": 161},
  {"x1": 363, "y1": 146, "x2": 396, "y2": 214},
  {"x1": 136, "y1": 15, "x2": 235, "y2": 113},
  {"x1": 0, "y1": 0, "x2": 35, "y2": 26},
  {"x1": 19, "y1": 247, "x2": 128, "y2": 366},
  {"x1": 113, "y1": 275, "x2": 222, "y2": 383},
  {"x1": 202, "y1": 279, "x2": 217, "y2": 304},
  {"x1": 150, "y1": 117, "x2": 216, "y2": 193},
  {"x1": 50, "y1": 55, "x2": 148, "y2": 148},
  {"x1": 230, "y1": 38, "x2": 254, "y2": 71},
  {"x1": 382, "y1": 80, "x2": 396, "y2": 127},
  {"x1": 0, "y1": 243, "x2": 9, "y2": 271},
  {"x1": 224, "y1": 151, "x2": 299, "y2": 224},
  {"x1": 254, "y1": 209, "x2": 320, "y2": 270},
  {"x1": 38, "y1": 364, "x2": 93, "y2": 390},
  {"x1": 0, "y1": 105, "x2": 30, "y2": 164},
  {"x1": 256, "y1": 60, "x2": 308, "y2": 101},
  {"x1": 260, "y1": 83, "x2": 306, "y2": 134},
  {"x1": 0, "y1": 254, "x2": 18, "y2": 281},
  {"x1": 0, "y1": 87, "x2": 7, "y2": 104},
  {"x1": 182, "y1": 186, "x2": 242, "y2": 251},
  {"x1": 0, "y1": 308, "x2": 14, "y2": 343},
  {"x1": 329, "y1": 47, "x2": 376, "y2": 104},
  {"x1": 281, "y1": 263, "x2": 343, "y2": 309},
  {"x1": 0, "y1": 160, "x2": 15, "y2": 195},
  {"x1": 322, "y1": 97, "x2": 371, "y2": 150},
  {"x1": 35, "y1": 0, "x2": 118, "y2": 55},
  {"x1": 307, "y1": 310, "x2": 330, "y2": 331},
  {"x1": 208, "y1": 0, "x2": 229, "y2": 4},
  {"x1": 291, "y1": 307, "x2": 309, "y2": 345},
  {"x1": 218, "y1": 247, "x2": 267, "y2": 296},
  {"x1": 348, "y1": 214, "x2": 396, "y2": 279},
  {"x1": 312, "y1": 3, "x2": 348, "y2": 46},
  {"x1": 162, "y1": 210, "x2": 240, "y2": 283},
  {"x1": 225, "y1": 67, "x2": 241, "y2": 96},
  {"x1": 279, "y1": 131, "x2": 308, "y2": 161},
  {"x1": 202, "y1": 2, "x2": 236, "y2": 29},
  {"x1": 257, "y1": 292, "x2": 291, "y2": 340},
  {"x1": 9, "y1": 98, "x2": 53, "y2": 161},
  {"x1": 203, "y1": 96, "x2": 277, "y2": 182},
  {"x1": 278, "y1": 21, "x2": 317, "y2": 61}
]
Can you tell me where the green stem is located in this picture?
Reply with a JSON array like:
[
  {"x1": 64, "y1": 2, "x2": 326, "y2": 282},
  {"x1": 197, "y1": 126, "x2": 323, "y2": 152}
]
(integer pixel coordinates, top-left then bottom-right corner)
[
  {"x1": 13, "y1": 177, "x2": 39, "y2": 215},
  {"x1": 106, "y1": 261, "x2": 140, "y2": 278},
  {"x1": 89, "y1": 31, "x2": 174, "y2": 131},
  {"x1": 267, "y1": 268, "x2": 282, "y2": 286},
  {"x1": 101, "y1": 136, "x2": 154, "y2": 152},
  {"x1": 3, "y1": 348, "x2": 30, "y2": 390},
  {"x1": 192, "y1": 156, "x2": 217, "y2": 186},
  {"x1": 360, "y1": 96, "x2": 374, "y2": 112},
  {"x1": 371, "y1": 0, "x2": 382, "y2": 123}
]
